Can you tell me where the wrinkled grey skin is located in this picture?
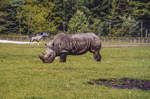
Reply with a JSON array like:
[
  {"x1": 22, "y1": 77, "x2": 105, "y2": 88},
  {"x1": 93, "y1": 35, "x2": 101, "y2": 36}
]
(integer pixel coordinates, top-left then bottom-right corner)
[{"x1": 39, "y1": 33, "x2": 102, "y2": 63}]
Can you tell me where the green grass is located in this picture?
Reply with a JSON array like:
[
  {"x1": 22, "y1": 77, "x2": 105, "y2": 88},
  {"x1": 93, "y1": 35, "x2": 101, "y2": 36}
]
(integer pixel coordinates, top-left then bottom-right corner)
[{"x1": 0, "y1": 43, "x2": 150, "y2": 99}]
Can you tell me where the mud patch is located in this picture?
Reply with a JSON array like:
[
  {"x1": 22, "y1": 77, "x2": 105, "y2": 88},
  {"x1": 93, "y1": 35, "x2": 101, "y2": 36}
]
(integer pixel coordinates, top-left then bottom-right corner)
[{"x1": 88, "y1": 78, "x2": 150, "y2": 90}]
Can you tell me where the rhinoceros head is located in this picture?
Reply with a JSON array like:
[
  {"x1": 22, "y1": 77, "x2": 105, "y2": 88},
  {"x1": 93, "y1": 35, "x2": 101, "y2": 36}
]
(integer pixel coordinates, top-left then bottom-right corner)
[{"x1": 39, "y1": 42, "x2": 56, "y2": 63}]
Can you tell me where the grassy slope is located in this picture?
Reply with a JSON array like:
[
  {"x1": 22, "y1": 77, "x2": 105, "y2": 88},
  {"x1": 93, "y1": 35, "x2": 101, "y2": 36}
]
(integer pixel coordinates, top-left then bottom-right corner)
[{"x1": 0, "y1": 43, "x2": 150, "y2": 99}]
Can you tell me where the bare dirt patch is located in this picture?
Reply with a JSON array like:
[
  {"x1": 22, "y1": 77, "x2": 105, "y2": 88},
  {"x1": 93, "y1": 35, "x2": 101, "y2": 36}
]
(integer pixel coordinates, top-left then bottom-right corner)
[{"x1": 88, "y1": 78, "x2": 150, "y2": 91}]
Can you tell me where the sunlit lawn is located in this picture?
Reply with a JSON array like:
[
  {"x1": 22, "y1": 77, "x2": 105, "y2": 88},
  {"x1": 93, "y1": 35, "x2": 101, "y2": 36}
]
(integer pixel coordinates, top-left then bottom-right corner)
[{"x1": 0, "y1": 43, "x2": 150, "y2": 99}]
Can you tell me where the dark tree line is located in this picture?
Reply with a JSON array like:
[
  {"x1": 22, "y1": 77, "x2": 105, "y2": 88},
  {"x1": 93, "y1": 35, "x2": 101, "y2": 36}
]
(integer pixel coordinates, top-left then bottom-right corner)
[{"x1": 0, "y1": 0, "x2": 150, "y2": 37}]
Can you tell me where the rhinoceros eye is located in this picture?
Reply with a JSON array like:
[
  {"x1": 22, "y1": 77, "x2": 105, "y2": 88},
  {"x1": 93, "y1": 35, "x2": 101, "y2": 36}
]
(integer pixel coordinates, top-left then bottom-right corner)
[{"x1": 52, "y1": 43, "x2": 54, "y2": 46}]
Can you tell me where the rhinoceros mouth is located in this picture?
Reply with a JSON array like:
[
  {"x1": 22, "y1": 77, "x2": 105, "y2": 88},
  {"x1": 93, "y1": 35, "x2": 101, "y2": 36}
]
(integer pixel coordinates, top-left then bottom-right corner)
[{"x1": 39, "y1": 54, "x2": 55, "y2": 63}]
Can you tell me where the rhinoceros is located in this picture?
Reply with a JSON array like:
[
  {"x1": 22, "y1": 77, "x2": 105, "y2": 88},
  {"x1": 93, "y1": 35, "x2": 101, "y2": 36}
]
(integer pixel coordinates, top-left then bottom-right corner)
[{"x1": 39, "y1": 33, "x2": 102, "y2": 63}]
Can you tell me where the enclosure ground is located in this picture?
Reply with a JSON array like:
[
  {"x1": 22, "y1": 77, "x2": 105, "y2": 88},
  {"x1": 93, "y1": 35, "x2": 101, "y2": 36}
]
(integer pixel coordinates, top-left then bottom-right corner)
[{"x1": 0, "y1": 43, "x2": 150, "y2": 99}]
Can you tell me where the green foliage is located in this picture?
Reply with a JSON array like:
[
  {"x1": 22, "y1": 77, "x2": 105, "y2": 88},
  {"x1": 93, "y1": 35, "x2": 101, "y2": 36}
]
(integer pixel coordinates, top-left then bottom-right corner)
[
  {"x1": 0, "y1": 0, "x2": 11, "y2": 9},
  {"x1": 83, "y1": 0, "x2": 111, "y2": 18},
  {"x1": 68, "y1": 10, "x2": 88, "y2": 33},
  {"x1": 0, "y1": 12, "x2": 7, "y2": 32},
  {"x1": 121, "y1": 16, "x2": 140, "y2": 36},
  {"x1": 107, "y1": 16, "x2": 140, "y2": 37},
  {"x1": 88, "y1": 18, "x2": 103, "y2": 34},
  {"x1": 0, "y1": 0, "x2": 25, "y2": 34},
  {"x1": 110, "y1": 0, "x2": 131, "y2": 17},
  {"x1": 53, "y1": 0, "x2": 79, "y2": 32},
  {"x1": 0, "y1": 0, "x2": 10, "y2": 34},
  {"x1": 1, "y1": 0, "x2": 150, "y2": 36},
  {"x1": 130, "y1": 0, "x2": 150, "y2": 19},
  {"x1": 0, "y1": 26, "x2": 6, "y2": 32},
  {"x1": 129, "y1": 0, "x2": 150, "y2": 30},
  {"x1": 17, "y1": 0, "x2": 59, "y2": 34}
]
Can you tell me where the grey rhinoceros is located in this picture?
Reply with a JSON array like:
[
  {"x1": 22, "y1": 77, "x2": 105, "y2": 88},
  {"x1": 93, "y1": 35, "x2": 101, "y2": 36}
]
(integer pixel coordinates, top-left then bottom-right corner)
[{"x1": 39, "y1": 33, "x2": 102, "y2": 63}]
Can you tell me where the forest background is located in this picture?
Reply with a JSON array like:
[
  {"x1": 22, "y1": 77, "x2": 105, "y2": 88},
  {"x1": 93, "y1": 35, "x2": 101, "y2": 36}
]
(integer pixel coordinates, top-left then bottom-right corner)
[{"x1": 0, "y1": 0, "x2": 150, "y2": 37}]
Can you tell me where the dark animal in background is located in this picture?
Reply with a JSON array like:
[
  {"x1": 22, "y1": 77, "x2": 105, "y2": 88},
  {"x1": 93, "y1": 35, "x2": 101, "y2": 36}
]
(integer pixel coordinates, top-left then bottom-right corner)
[
  {"x1": 28, "y1": 32, "x2": 50, "y2": 45},
  {"x1": 39, "y1": 32, "x2": 50, "y2": 40},
  {"x1": 39, "y1": 33, "x2": 102, "y2": 63}
]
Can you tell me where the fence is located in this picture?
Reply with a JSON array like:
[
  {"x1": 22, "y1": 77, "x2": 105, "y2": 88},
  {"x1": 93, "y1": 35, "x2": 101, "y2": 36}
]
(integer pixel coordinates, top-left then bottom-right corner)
[
  {"x1": 0, "y1": 35, "x2": 51, "y2": 41},
  {"x1": 0, "y1": 35, "x2": 28, "y2": 41},
  {"x1": 101, "y1": 37, "x2": 150, "y2": 43},
  {"x1": 0, "y1": 35, "x2": 150, "y2": 43}
]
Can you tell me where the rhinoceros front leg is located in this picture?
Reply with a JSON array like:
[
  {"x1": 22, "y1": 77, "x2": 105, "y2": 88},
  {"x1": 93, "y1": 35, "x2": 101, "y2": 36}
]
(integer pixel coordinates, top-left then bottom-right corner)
[
  {"x1": 60, "y1": 54, "x2": 67, "y2": 62},
  {"x1": 93, "y1": 51, "x2": 101, "y2": 61}
]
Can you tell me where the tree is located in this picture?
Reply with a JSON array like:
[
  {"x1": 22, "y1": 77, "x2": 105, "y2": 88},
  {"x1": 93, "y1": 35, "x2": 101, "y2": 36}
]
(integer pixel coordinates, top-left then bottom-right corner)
[
  {"x1": 88, "y1": 18, "x2": 103, "y2": 35},
  {"x1": 0, "y1": 0, "x2": 12, "y2": 34},
  {"x1": 129, "y1": 0, "x2": 150, "y2": 33},
  {"x1": 68, "y1": 10, "x2": 88, "y2": 33},
  {"x1": 0, "y1": 11, "x2": 7, "y2": 33},
  {"x1": 109, "y1": 16, "x2": 140, "y2": 37},
  {"x1": 1, "y1": 0, "x2": 149, "y2": 36},
  {"x1": 53, "y1": 0, "x2": 78, "y2": 32},
  {"x1": 0, "y1": 0, "x2": 25, "y2": 34},
  {"x1": 104, "y1": 0, "x2": 141, "y2": 36},
  {"x1": 17, "y1": 0, "x2": 59, "y2": 34}
]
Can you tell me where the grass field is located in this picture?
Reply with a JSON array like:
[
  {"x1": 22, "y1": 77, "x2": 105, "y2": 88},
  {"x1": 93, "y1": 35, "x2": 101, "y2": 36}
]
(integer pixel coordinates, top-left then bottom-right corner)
[{"x1": 0, "y1": 43, "x2": 150, "y2": 99}]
